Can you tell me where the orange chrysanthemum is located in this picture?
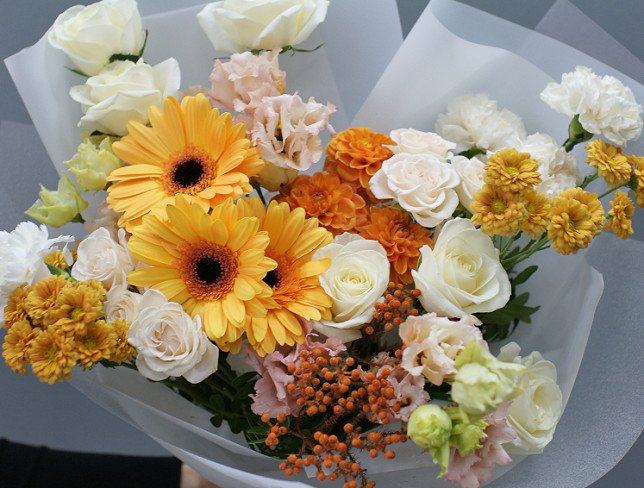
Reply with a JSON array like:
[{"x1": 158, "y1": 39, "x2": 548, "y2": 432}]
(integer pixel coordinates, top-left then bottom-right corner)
[
  {"x1": 4, "y1": 284, "x2": 29, "y2": 329},
  {"x1": 586, "y1": 140, "x2": 631, "y2": 187},
  {"x1": 107, "y1": 94, "x2": 264, "y2": 231},
  {"x1": 629, "y1": 155, "x2": 644, "y2": 207},
  {"x1": 127, "y1": 196, "x2": 276, "y2": 352},
  {"x1": 44, "y1": 250, "x2": 70, "y2": 269},
  {"x1": 237, "y1": 198, "x2": 333, "y2": 356},
  {"x1": 47, "y1": 281, "x2": 105, "y2": 334},
  {"x1": 25, "y1": 275, "x2": 70, "y2": 327},
  {"x1": 604, "y1": 190, "x2": 634, "y2": 240},
  {"x1": 548, "y1": 187, "x2": 604, "y2": 255},
  {"x1": 484, "y1": 148, "x2": 541, "y2": 192},
  {"x1": 2, "y1": 319, "x2": 37, "y2": 375},
  {"x1": 324, "y1": 128, "x2": 394, "y2": 194},
  {"x1": 275, "y1": 172, "x2": 367, "y2": 236},
  {"x1": 76, "y1": 320, "x2": 116, "y2": 368},
  {"x1": 108, "y1": 318, "x2": 136, "y2": 364},
  {"x1": 29, "y1": 328, "x2": 77, "y2": 384},
  {"x1": 520, "y1": 190, "x2": 552, "y2": 239},
  {"x1": 471, "y1": 184, "x2": 527, "y2": 236},
  {"x1": 357, "y1": 206, "x2": 433, "y2": 284}
]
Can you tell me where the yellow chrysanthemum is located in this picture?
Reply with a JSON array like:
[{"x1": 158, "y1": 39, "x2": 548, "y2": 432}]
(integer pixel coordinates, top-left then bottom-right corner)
[
  {"x1": 29, "y1": 328, "x2": 77, "y2": 384},
  {"x1": 520, "y1": 190, "x2": 552, "y2": 239},
  {"x1": 237, "y1": 197, "x2": 333, "y2": 356},
  {"x1": 629, "y1": 155, "x2": 644, "y2": 207},
  {"x1": 4, "y1": 284, "x2": 29, "y2": 329},
  {"x1": 548, "y1": 187, "x2": 604, "y2": 255},
  {"x1": 44, "y1": 250, "x2": 70, "y2": 269},
  {"x1": 127, "y1": 196, "x2": 276, "y2": 351},
  {"x1": 586, "y1": 140, "x2": 631, "y2": 187},
  {"x1": 471, "y1": 184, "x2": 527, "y2": 236},
  {"x1": 107, "y1": 94, "x2": 265, "y2": 231},
  {"x1": 47, "y1": 281, "x2": 105, "y2": 334},
  {"x1": 484, "y1": 148, "x2": 541, "y2": 192},
  {"x1": 604, "y1": 190, "x2": 634, "y2": 240},
  {"x1": 108, "y1": 318, "x2": 135, "y2": 364},
  {"x1": 25, "y1": 275, "x2": 70, "y2": 327},
  {"x1": 76, "y1": 320, "x2": 116, "y2": 368},
  {"x1": 2, "y1": 319, "x2": 37, "y2": 374}
]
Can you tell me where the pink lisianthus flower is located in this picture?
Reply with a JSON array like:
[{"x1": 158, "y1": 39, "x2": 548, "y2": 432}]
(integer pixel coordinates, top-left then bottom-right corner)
[
  {"x1": 444, "y1": 403, "x2": 517, "y2": 488},
  {"x1": 208, "y1": 50, "x2": 286, "y2": 113},
  {"x1": 252, "y1": 93, "x2": 336, "y2": 171}
]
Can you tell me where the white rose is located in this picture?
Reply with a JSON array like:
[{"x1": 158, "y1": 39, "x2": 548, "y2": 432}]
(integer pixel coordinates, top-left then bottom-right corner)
[
  {"x1": 540, "y1": 66, "x2": 643, "y2": 146},
  {"x1": 128, "y1": 289, "x2": 219, "y2": 383},
  {"x1": 71, "y1": 227, "x2": 135, "y2": 289},
  {"x1": 370, "y1": 153, "x2": 460, "y2": 228},
  {"x1": 435, "y1": 93, "x2": 526, "y2": 153},
  {"x1": 0, "y1": 223, "x2": 73, "y2": 310},
  {"x1": 198, "y1": 0, "x2": 329, "y2": 53},
  {"x1": 450, "y1": 155, "x2": 485, "y2": 210},
  {"x1": 104, "y1": 282, "x2": 141, "y2": 322},
  {"x1": 516, "y1": 133, "x2": 579, "y2": 196},
  {"x1": 498, "y1": 342, "x2": 563, "y2": 454},
  {"x1": 69, "y1": 58, "x2": 181, "y2": 136},
  {"x1": 412, "y1": 218, "x2": 511, "y2": 317},
  {"x1": 387, "y1": 129, "x2": 456, "y2": 161},
  {"x1": 311, "y1": 234, "x2": 390, "y2": 342},
  {"x1": 47, "y1": 0, "x2": 145, "y2": 76}
]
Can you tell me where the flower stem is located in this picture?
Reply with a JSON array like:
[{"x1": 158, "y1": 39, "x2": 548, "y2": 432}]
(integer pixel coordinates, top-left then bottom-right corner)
[
  {"x1": 580, "y1": 172, "x2": 599, "y2": 189},
  {"x1": 251, "y1": 180, "x2": 267, "y2": 206}
]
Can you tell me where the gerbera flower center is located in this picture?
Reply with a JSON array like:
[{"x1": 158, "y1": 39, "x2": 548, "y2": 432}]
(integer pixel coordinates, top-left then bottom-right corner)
[
  {"x1": 263, "y1": 269, "x2": 281, "y2": 288},
  {"x1": 174, "y1": 159, "x2": 205, "y2": 188},
  {"x1": 163, "y1": 146, "x2": 214, "y2": 195},
  {"x1": 180, "y1": 244, "x2": 238, "y2": 300}
]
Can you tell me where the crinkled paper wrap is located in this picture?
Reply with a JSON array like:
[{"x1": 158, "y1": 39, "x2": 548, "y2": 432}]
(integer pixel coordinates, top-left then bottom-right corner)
[{"x1": 4, "y1": 0, "x2": 643, "y2": 486}]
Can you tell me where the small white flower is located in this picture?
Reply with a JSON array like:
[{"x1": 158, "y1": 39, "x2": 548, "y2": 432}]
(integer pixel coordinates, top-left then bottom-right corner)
[
  {"x1": 387, "y1": 128, "x2": 456, "y2": 162},
  {"x1": 370, "y1": 153, "x2": 460, "y2": 228},
  {"x1": 104, "y1": 281, "x2": 141, "y2": 323},
  {"x1": 47, "y1": 0, "x2": 145, "y2": 76},
  {"x1": 311, "y1": 234, "x2": 390, "y2": 342},
  {"x1": 450, "y1": 155, "x2": 486, "y2": 210},
  {"x1": 128, "y1": 289, "x2": 219, "y2": 384},
  {"x1": 435, "y1": 94, "x2": 526, "y2": 153},
  {"x1": 70, "y1": 58, "x2": 181, "y2": 136},
  {"x1": 0, "y1": 222, "x2": 73, "y2": 310},
  {"x1": 498, "y1": 342, "x2": 563, "y2": 454},
  {"x1": 198, "y1": 0, "x2": 329, "y2": 53},
  {"x1": 71, "y1": 227, "x2": 135, "y2": 289},
  {"x1": 412, "y1": 218, "x2": 511, "y2": 317},
  {"x1": 541, "y1": 66, "x2": 643, "y2": 146}
]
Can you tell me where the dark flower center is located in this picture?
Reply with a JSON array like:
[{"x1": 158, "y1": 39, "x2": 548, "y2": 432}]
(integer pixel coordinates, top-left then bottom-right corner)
[
  {"x1": 263, "y1": 269, "x2": 280, "y2": 288},
  {"x1": 195, "y1": 257, "x2": 222, "y2": 284},
  {"x1": 173, "y1": 159, "x2": 204, "y2": 188}
]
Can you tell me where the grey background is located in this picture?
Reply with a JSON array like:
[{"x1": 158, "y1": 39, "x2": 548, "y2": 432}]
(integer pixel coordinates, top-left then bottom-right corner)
[{"x1": 0, "y1": 0, "x2": 642, "y2": 486}]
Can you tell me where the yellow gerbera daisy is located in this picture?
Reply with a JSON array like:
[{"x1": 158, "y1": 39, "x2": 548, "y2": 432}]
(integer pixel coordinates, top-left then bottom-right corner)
[
  {"x1": 2, "y1": 319, "x2": 37, "y2": 374},
  {"x1": 76, "y1": 320, "x2": 116, "y2": 368},
  {"x1": 519, "y1": 190, "x2": 552, "y2": 239},
  {"x1": 29, "y1": 328, "x2": 77, "y2": 384},
  {"x1": 548, "y1": 187, "x2": 604, "y2": 255},
  {"x1": 237, "y1": 198, "x2": 333, "y2": 356},
  {"x1": 604, "y1": 190, "x2": 634, "y2": 240},
  {"x1": 127, "y1": 196, "x2": 276, "y2": 351},
  {"x1": 629, "y1": 155, "x2": 644, "y2": 207},
  {"x1": 471, "y1": 184, "x2": 527, "y2": 236},
  {"x1": 107, "y1": 94, "x2": 265, "y2": 231},
  {"x1": 4, "y1": 284, "x2": 29, "y2": 329},
  {"x1": 586, "y1": 140, "x2": 631, "y2": 187},
  {"x1": 484, "y1": 148, "x2": 541, "y2": 192}
]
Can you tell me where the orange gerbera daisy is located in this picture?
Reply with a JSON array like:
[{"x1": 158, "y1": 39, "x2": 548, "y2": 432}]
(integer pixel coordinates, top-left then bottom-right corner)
[
  {"x1": 358, "y1": 206, "x2": 433, "y2": 284},
  {"x1": 237, "y1": 198, "x2": 333, "y2": 356},
  {"x1": 107, "y1": 94, "x2": 264, "y2": 231},
  {"x1": 324, "y1": 128, "x2": 394, "y2": 194},
  {"x1": 275, "y1": 172, "x2": 367, "y2": 236},
  {"x1": 127, "y1": 196, "x2": 276, "y2": 352}
]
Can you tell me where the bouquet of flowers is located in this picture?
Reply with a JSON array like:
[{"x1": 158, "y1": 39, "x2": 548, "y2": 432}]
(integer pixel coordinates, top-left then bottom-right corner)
[{"x1": 2, "y1": 1, "x2": 643, "y2": 487}]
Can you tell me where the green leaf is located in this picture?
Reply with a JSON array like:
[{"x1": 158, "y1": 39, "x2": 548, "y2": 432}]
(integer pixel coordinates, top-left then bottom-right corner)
[
  {"x1": 65, "y1": 66, "x2": 89, "y2": 77},
  {"x1": 108, "y1": 53, "x2": 141, "y2": 63},
  {"x1": 46, "y1": 264, "x2": 70, "y2": 277},
  {"x1": 208, "y1": 394, "x2": 226, "y2": 412},
  {"x1": 210, "y1": 414, "x2": 223, "y2": 428},
  {"x1": 512, "y1": 265, "x2": 538, "y2": 286}
]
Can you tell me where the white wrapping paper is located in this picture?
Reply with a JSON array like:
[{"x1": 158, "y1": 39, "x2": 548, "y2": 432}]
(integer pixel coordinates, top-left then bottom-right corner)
[{"x1": 4, "y1": 0, "x2": 642, "y2": 486}]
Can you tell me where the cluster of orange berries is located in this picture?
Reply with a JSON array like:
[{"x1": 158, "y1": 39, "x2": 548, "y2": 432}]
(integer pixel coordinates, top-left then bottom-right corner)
[
  {"x1": 261, "y1": 412, "x2": 288, "y2": 447},
  {"x1": 366, "y1": 283, "x2": 421, "y2": 335}
]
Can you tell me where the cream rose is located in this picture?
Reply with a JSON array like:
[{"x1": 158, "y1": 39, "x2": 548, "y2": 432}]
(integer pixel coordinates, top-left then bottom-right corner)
[
  {"x1": 498, "y1": 342, "x2": 563, "y2": 454},
  {"x1": 128, "y1": 289, "x2": 219, "y2": 383},
  {"x1": 311, "y1": 234, "x2": 390, "y2": 342},
  {"x1": 387, "y1": 129, "x2": 455, "y2": 162},
  {"x1": 370, "y1": 153, "x2": 460, "y2": 228},
  {"x1": 104, "y1": 281, "x2": 141, "y2": 323},
  {"x1": 412, "y1": 218, "x2": 511, "y2": 317},
  {"x1": 198, "y1": 0, "x2": 329, "y2": 53},
  {"x1": 450, "y1": 155, "x2": 486, "y2": 210},
  {"x1": 71, "y1": 227, "x2": 135, "y2": 289},
  {"x1": 47, "y1": 0, "x2": 145, "y2": 76},
  {"x1": 252, "y1": 94, "x2": 335, "y2": 171},
  {"x1": 69, "y1": 58, "x2": 181, "y2": 136}
]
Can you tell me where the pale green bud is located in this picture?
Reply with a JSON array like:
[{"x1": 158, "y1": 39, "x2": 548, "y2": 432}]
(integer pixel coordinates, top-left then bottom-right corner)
[
  {"x1": 25, "y1": 174, "x2": 88, "y2": 227},
  {"x1": 65, "y1": 137, "x2": 121, "y2": 191},
  {"x1": 445, "y1": 405, "x2": 488, "y2": 457},
  {"x1": 408, "y1": 404, "x2": 452, "y2": 476},
  {"x1": 452, "y1": 341, "x2": 525, "y2": 417}
]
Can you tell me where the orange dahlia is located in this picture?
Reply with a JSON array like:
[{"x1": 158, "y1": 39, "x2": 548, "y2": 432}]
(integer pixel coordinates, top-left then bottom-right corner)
[
  {"x1": 237, "y1": 197, "x2": 333, "y2": 356},
  {"x1": 107, "y1": 94, "x2": 264, "y2": 231},
  {"x1": 275, "y1": 172, "x2": 367, "y2": 236},
  {"x1": 324, "y1": 128, "x2": 394, "y2": 194},
  {"x1": 358, "y1": 206, "x2": 433, "y2": 284}
]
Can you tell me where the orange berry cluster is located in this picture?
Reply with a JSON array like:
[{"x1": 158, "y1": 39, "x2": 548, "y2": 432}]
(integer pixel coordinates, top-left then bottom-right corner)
[
  {"x1": 260, "y1": 412, "x2": 288, "y2": 447},
  {"x1": 366, "y1": 282, "x2": 421, "y2": 335}
]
